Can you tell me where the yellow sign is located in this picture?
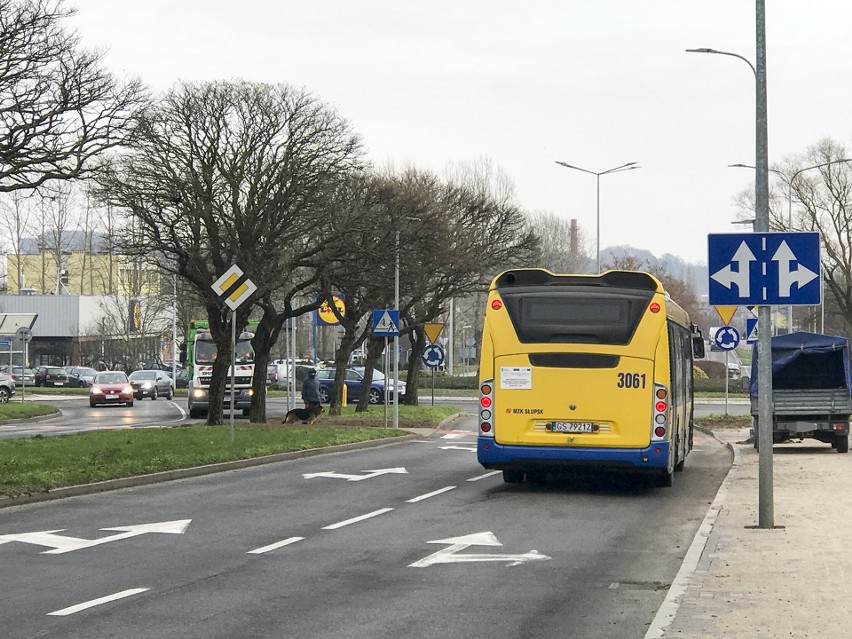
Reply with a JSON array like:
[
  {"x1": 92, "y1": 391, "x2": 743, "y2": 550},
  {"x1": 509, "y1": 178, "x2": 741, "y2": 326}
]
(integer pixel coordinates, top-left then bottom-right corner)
[
  {"x1": 211, "y1": 264, "x2": 257, "y2": 311},
  {"x1": 714, "y1": 305, "x2": 738, "y2": 325},
  {"x1": 317, "y1": 295, "x2": 346, "y2": 325},
  {"x1": 424, "y1": 323, "x2": 444, "y2": 344}
]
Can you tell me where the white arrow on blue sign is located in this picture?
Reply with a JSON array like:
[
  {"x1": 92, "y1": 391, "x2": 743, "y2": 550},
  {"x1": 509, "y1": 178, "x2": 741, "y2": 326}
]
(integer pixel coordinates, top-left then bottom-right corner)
[
  {"x1": 422, "y1": 344, "x2": 445, "y2": 368},
  {"x1": 713, "y1": 326, "x2": 740, "y2": 351},
  {"x1": 708, "y1": 232, "x2": 821, "y2": 306},
  {"x1": 372, "y1": 309, "x2": 400, "y2": 337}
]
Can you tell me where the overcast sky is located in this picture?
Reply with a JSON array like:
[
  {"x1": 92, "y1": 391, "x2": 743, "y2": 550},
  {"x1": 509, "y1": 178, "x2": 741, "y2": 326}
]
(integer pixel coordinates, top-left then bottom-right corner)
[{"x1": 69, "y1": 1, "x2": 852, "y2": 264}]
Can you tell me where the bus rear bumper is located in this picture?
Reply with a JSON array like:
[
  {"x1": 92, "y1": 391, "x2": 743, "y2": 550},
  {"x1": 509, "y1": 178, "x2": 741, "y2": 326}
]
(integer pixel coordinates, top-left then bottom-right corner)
[{"x1": 477, "y1": 438, "x2": 670, "y2": 470}]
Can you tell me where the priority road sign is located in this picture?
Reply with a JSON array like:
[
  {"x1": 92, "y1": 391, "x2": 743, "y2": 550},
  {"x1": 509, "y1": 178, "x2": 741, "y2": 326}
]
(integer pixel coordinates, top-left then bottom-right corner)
[
  {"x1": 372, "y1": 309, "x2": 400, "y2": 337},
  {"x1": 708, "y1": 232, "x2": 821, "y2": 306},
  {"x1": 211, "y1": 265, "x2": 256, "y2": 311}
]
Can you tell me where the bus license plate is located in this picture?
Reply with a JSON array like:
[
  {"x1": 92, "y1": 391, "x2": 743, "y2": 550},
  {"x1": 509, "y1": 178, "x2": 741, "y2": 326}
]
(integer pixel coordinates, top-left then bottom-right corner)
[{"x1": 550, "y1": 421, "x2": 596, "y2": 433}]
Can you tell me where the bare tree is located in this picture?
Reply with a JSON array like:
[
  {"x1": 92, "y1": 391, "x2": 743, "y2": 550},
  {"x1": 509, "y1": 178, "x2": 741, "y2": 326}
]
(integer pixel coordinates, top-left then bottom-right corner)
[
  {"x1": 527, "y1": 211, "x2": 593, "y2": 273},
  {"x1": 0, "y1": 190, "x2": 35, "y2": 289},
  {"x1": 98, "y1": 80, "x2": 363, "y2": 424},
  {"x1": 780, "y1": 139, "x2": 852, "y2": 333},
  {"x1": 0, "y1": 0, "x2": 145, "y2": 192}
]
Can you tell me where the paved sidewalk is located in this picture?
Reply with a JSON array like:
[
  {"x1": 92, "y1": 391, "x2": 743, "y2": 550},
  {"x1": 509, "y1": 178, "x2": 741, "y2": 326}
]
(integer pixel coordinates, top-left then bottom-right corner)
[{"x1": 649, "y1": 428, "x2": 852, "y2": 638}]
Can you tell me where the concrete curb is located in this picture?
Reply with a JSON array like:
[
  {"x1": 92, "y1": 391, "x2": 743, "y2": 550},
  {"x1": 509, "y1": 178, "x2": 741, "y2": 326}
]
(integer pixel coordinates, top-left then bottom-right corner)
[
  {"x1": 644, "y1": 427, "x2": 740, "y2": 638},
  {"x1": 0, "y1": 432, "x2": 419, "y2": 509}
]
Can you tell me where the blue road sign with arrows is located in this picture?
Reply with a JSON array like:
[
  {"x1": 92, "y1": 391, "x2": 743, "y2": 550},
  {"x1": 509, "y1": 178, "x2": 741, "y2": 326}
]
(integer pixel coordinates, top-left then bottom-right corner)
[
  {"x1": 708, "y1": 232, "x2": 821, "y2": 306},
  {"x1": 422, "y1": 344, "x2": 445, "y2": 368},
  {"x1": 713, "y1": 326, "x2": 740, "y2": 351}
]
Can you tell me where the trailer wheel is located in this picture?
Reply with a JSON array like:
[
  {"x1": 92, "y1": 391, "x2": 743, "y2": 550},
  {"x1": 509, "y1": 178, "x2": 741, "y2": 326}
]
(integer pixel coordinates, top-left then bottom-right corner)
[{"x1": 836, "y1": 434, "x2": 849, "y2": 454}]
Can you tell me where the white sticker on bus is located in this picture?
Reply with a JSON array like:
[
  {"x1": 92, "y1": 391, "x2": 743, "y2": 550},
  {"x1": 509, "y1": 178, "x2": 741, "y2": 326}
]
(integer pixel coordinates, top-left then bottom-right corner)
[{"x1": 500, "y1": 366, "x2": 532, "y2": 389}]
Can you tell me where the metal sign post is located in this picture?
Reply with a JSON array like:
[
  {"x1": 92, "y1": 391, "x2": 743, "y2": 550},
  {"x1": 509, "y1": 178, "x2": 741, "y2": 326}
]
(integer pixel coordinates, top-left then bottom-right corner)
[{"x1": 211, "y1": 265, "x2": 257, "y2": 444}]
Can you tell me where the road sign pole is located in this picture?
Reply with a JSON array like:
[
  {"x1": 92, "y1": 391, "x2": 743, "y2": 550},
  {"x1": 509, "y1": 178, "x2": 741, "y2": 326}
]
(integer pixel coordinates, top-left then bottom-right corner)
[
  {"x1": 230, "y1": 309, "x2": 235, "y2": 444},
  {"x1": 384, "y1": 337, "x2": 389, "y2": 429}
]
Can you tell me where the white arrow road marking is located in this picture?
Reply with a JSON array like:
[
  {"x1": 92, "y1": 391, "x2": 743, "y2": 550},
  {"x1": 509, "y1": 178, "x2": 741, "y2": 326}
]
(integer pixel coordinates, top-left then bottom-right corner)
[
  {"x1": 409, "y1": 532, "x2": 552, "y2": 568},
  {"x1": 773, "y1": 240, "x2": 818, "y2": 296},
  {"x1": 0, "y1": 519, "x2": 191, "y2": 555},
  {"x1": 302, "y1": 467, "x2": 408, "y2": 482},
  {"x1": 438, "y1": 445, "x2": 476, "y2": 452},
  {"x1": 711, "y1": 241, "x2": 756, "y2": 297},
  {"x1": 48, "y1": 588, "x2": 149, "y2": 616}
]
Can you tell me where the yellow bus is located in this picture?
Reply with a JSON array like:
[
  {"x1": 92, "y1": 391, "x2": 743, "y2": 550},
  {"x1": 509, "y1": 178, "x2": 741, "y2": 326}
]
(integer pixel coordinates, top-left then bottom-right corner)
[{"x1": 477, "y1": 269, "x2": 705, "y2": 487}]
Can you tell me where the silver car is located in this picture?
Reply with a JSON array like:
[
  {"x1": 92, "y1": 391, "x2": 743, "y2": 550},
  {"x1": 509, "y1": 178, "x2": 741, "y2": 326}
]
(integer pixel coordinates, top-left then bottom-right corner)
[{"x1": 128, "y1": 369, "x2": 174, "y2": 400}]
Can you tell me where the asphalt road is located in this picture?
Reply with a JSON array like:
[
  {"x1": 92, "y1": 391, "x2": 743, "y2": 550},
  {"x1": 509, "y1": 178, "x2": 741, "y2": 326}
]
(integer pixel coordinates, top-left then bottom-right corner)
[{"x1": 0, "y1": 413, "x2": 732, "y2": 639}]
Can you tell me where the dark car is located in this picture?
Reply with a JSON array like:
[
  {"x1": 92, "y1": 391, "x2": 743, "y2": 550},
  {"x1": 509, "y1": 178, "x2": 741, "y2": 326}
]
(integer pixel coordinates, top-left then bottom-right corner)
[
  {"x1": 34, "y1": 366, "x2": 70, "y2": 387},
  {"x1": 64, "y1": 366, "x2": 99, "y2": 388},
  {"x1": 315, "y1": 367, "x2": 406, "y2": 404},
  {"x1": 90, "y1": 371, "x2": 134, "y2": 407},
  {"x1": 128, "y1": 369, "x2": 174, "y2": 400},
  {"x1": 0, "y1": 365, "x2": 35, "y2": 387},
  {"x1": 170, "y1": 368, "x2": 189, "y2": 389}
]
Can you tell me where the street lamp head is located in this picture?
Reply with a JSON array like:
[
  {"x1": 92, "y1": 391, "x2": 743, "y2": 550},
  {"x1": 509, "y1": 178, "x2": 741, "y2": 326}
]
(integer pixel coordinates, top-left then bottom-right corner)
[{"x1": 685, "y1": 48, "x2": 716, "y2": 54}]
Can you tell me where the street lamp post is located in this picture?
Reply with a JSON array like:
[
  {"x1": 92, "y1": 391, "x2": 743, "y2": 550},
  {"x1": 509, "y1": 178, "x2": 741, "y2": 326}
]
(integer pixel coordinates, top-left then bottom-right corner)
[
  {"x1": 461, "y1": 325, "x2": 471, "y2": 376},
  {"x1": 687, "y1": 3, "x2": 773, "y2": 528},
  {"x1": 554, "y1": 160, "x2": 640, "y2": 273},
  {"x1": 730, "y1": 158, "x2": 852, "y2": 333}
]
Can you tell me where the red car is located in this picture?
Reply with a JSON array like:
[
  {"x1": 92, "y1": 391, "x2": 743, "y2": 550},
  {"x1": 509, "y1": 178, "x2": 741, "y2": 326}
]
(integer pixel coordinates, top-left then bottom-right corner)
[{"x1": 89, "y1": 371, "x2": 134, "y2": 407}]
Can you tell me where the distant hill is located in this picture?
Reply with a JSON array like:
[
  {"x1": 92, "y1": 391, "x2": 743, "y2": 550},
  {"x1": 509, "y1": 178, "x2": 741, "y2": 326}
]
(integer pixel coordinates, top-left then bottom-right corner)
[{"x1": 601, "y1": 246, "x2": 708, "y2": 296}]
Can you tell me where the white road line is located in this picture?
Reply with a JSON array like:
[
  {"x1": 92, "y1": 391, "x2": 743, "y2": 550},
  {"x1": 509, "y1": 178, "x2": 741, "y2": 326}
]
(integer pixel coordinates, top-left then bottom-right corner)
[
  {"x1": 247, "y1": 537, "x2": 305, "y2": 554},
  {"x1": 48, "y1": 588, "x2": 149, "y2": 616},
  {"x1": 406, "y1": 486, "x2": 456, "y2": 503},
  {"x1": 467, "y1": 470, "x2": 501, "y2": 482},
  {"x1": 322, "y1": 508, "x2": 394, "y2": 530}
]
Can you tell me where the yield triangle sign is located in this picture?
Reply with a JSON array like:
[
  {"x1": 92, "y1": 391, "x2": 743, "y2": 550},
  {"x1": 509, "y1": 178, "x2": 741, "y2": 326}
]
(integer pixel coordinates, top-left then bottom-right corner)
[{"x1": 714, "y1": 305, "x2": 738, "y2": 325}]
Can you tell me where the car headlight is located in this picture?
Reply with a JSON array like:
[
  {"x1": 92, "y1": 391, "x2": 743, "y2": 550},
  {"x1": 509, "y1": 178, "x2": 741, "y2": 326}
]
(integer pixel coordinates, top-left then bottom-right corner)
[
  {"x1": 192, "y1": 388, "x2": 207, "y2": 399},
  {"x1": 91, "y1": 386, "x2": 102, "y2": 394}
]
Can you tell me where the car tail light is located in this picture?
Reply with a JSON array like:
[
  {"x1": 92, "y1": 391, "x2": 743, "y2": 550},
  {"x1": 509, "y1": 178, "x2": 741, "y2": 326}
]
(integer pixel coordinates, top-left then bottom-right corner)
[{"x1": 832, "y1": 422, "x2": 847, "y2": 431}]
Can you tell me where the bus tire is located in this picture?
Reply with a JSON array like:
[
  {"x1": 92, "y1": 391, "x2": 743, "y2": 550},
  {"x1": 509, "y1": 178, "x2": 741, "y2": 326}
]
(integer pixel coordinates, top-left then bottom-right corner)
[
  {"x1": 837, "y1": 434, "x2": 849, "y2": 454},
  {"x1": 526, "y1": 470, "x2": 547, "y2": 485},
  {"x1": 656, "y1": 469, "x2": 674, "y2": 488},
  {"x1": 502, "y1": 469, "x2": 525, "y2": 484},
  {"x1": 674, "y1": 458, "x2": 685, "y2": 472}
]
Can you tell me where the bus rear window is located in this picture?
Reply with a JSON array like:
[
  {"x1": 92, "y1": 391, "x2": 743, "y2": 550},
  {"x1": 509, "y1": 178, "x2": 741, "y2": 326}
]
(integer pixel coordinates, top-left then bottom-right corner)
[{"x1": 499, "y1": 289, "x2": 653, "y2": 345}]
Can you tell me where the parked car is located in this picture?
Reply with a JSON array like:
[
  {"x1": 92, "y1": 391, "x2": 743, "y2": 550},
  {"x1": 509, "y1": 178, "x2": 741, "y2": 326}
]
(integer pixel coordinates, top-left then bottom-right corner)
[
  {"x1": 128, "y1": 369, "x2": 174, "y2": 400},
  {"x1": 34, "y1": 366, "x2": 70, "y2": 387},
  {"x1": 315, "y1": 367, "x2": 406, "y2": 404},
  {"x1": 0, "y1": 365, "x2": 35, "y2": 387},
  {"x1": 0, "y1": 372, "x2": 16, "y2": 402},
  {"x1": 90, "y1": 371, "x2": 134, "y2": 407},
  {"x1": 267, "y1": 364, "x2": 279, "y2": 386},
  {"x1": 170, "y1": 368, "x2": 189, "y2": 389},
  {"x1": 64, "y1": 366, "x2": 99, "y2": 388}
]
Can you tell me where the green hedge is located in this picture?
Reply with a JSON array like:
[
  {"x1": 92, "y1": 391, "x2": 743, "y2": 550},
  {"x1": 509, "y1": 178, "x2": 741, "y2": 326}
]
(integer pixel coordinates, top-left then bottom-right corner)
[
  {"x1": 416, "y1": 373, "x2": 479, "y2": 389},
  {"x1": 694, "y1": 377, "x2": 749, "y2": 394}
]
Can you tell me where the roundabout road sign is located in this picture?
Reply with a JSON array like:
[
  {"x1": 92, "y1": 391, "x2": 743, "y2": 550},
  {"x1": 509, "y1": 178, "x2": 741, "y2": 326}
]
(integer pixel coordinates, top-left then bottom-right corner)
[
  {"x1": 422, "y1": 344, "x2": 445, "y2": 369},
  {"x1": 713, "y1": 326, "x2": 740, "y2": 351}
]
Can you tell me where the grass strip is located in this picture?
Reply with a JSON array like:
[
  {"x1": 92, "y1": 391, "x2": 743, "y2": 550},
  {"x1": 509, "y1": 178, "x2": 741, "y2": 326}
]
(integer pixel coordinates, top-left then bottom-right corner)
[{"x1": 0, "y1": 404, "x2": 461, "y2": 498}]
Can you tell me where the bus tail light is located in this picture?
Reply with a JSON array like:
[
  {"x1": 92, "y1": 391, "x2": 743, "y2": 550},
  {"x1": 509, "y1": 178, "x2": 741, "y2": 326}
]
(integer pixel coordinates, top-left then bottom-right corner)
[
  {"x1": 479, "y1": 378, "x2": 495, "y2": 437},
  {"x1": 651, "y1": 382, "x2": 668, "y2": 440}
]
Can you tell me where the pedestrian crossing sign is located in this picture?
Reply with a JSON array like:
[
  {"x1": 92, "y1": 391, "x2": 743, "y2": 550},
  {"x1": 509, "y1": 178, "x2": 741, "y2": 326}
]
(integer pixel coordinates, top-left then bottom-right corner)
[{"x1": 372, "y1": 309, "x2": 400, "y2": 337}]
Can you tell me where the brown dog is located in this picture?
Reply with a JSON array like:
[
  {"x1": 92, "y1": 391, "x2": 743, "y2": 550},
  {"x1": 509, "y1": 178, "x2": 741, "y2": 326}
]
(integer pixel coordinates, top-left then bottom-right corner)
[{"x1": 282, "y1": 404, "x2": 323, "y2": 425}]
